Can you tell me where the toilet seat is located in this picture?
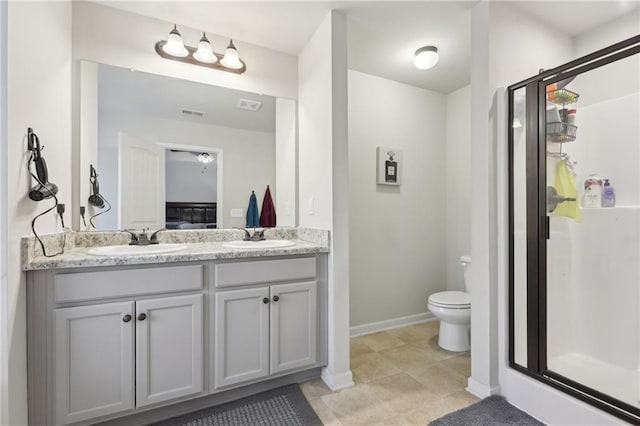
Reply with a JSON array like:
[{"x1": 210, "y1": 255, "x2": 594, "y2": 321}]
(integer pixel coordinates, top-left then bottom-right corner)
[{"x1": 428, "y1": 291, "x2": 470, "y2": 308}]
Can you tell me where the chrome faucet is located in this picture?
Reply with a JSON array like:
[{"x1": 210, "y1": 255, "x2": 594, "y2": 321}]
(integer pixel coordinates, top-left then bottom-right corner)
[
  {"x1": 123, "y1": 228, "x2": 165, "y2": 246},
  {"x1": 137, "y1": 229, "x2": 151, "y2": 245},
  {"x1": 123, "y1": 229, "x2": 139, "y2": 245},
  {"x1": 233, "y1": 227, "x2": 266, "y2": 241},
  {"x1": 149, "y1": 228, "x2": 166, "y2": 244}
]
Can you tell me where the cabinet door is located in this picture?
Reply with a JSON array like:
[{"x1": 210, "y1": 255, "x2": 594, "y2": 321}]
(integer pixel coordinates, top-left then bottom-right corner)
[
  {"x1": 136, "y1": 294, "x2": 203, "y2": 407},
  {"x1": 270, "y1": 281, "x2": 317, "y2": 374},
  {"x1": 214, "y1": 287, "x2": 270, "y2": 388},
  {"x1": 54, "y1": 302, "x2": 134, "y2": 425}
]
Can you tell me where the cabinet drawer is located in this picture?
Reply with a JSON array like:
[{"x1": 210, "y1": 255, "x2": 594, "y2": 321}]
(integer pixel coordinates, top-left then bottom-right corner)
[
  {"x1": 54, "y1": 265, "x2": 203, "y2": 303},
  {"x1": 215, "y1": 257, "x2": 316, "y2": 288}
]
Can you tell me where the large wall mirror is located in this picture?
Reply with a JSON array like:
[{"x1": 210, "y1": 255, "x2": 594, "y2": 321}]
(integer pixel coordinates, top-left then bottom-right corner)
[{"x1": 77, "y1": 61, "x2": 297, "y2": 231}]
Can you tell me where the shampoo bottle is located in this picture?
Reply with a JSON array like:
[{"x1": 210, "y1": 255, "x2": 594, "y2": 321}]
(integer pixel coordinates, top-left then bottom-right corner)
[
  {"x1": 583, "y1": 174, "x2": 602, "y2": 208},
  {"x1": 602, "y1": 179, "x2": 616, "y2": 207}
]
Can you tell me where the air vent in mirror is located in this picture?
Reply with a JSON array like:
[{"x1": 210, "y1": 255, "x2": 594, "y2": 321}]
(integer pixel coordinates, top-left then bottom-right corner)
[
  {"x1": 237, "y1": 99, "x2": 263, "y2": 112},
  {"x1": 180, "y1": 108, "x2": 206, "y2": 118}
]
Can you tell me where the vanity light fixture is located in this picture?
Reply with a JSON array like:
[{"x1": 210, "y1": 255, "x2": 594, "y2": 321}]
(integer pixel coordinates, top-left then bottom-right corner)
[
  {"x1": 162, "y1": 25, "x2": 189, "y2": 57},
  {"x1": 220, "y1": 40, "x2": 243, "y2": 70},
  {"x1": 193, "y1": 33, "x2": 217, "y2": 64},
  {"x1": 198, "y1": 152, "x2": 214, "y2": 164},
  {"x1": 156, "y1": 25, "x2": 246, "y2": 74},
  {"x1": 414, "y1": 46, "x2": 439, "y2": 70}
]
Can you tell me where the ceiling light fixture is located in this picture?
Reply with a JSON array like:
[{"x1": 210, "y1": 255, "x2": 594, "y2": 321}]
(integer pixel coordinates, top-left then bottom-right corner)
[
  {"x1": 156, "y1": 25, "x2": 246, "y2": 74},
  {"x1": 198, "y1": 152, "x2": 214, "y2": 164},
  {"x1": 414, "y1": 46, "x2": 439, "y2": 70}
]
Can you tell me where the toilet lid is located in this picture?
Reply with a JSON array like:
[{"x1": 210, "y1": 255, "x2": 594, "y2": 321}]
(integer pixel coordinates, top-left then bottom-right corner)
[{"x1": 429, "y1": 291, "x2": 470, "y2": 307}]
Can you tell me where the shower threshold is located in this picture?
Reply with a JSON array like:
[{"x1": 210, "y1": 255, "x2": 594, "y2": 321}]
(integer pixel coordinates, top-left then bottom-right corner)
[{"x1": 548, "y1": 352, "x2": 639, "y2": 407}]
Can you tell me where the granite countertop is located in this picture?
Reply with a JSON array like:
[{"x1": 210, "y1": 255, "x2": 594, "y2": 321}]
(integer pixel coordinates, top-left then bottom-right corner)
[
  {"x1": 24, "y1": 240, "x2": 328, "y2": 271},
  {"x1": 22, "y1": 228, "x2": 330, "y2": 271}
]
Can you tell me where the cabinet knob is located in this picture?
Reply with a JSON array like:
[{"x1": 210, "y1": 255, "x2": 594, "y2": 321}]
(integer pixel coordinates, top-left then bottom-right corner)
[
  {"x1": 137, "y1": 313, "x2": 147, "y2": 321},
  {"x1": 122, "y1": 314, "x2": 132, "y2": 323},
  {"x1": 272, "y1": 295, "x2": 280, "y2": 302},
  {"x1": 262, "y1": 297, "x2": 269, "y2": 304}
]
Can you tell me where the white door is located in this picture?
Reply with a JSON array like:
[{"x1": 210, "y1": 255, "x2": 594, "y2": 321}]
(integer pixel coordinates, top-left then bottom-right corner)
[
  {"x1": 119, "y1": 132, "x2": 165, "y2": 230},
  {"x1": 54, "y1": 302, "x2": 134, "y2": 425},
  {"x1": 136, "y1": 294, "x2": 203, "y2": 407},
  {"x1": 269, "y1": 281, "x2": 317, "y2": 374},
  {"x1": 214, "y1": 287, "x2": 270, "y2": 388}
]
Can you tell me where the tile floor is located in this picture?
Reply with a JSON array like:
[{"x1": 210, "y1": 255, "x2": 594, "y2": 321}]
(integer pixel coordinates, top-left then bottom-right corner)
[{"x1": 301, "y1": 321, "x2": 478, "y2": 425}]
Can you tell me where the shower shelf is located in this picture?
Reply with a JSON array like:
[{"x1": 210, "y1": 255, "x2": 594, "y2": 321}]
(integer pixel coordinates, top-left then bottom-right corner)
[
  {"x1": 547, "y1": 122, "x2": 577, "y2": 142},
  {"x1": 546, "y1": 88, "x2": 579, "y2": 105}
]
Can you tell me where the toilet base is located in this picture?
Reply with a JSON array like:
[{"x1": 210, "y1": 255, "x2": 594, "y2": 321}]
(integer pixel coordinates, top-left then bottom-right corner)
[{"x1": 438, "y1": 321, "x2": 470, "y2": 352}]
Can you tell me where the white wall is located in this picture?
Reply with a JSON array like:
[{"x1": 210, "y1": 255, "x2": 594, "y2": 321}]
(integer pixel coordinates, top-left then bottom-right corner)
[
  {"x1": 99, "y1": 111, "x2": 275, "y2": 230},
  {"x1": 446, "y1": 85, "x2": 471, "y2": 291},
  {"x1": 275, "y1": 98, "x2": 297, "y2": 227},
  {"x1": 72, "y1": 1, "x2": 297, "y2": 229},
  {"x1": 166, "y1": 161, "x2": 217, "y2": 203},
  {"x1": 298, "y1": 10, "x2": 352, "y2": 390},
  {"x1": 0, "y1": 1, "x2": 7, "y2": 423},
  {"x1": 6, "y1": 2, "x2": 72, "y2": 424},
  {"x1": 489, "y1": 1, "x2": 635, "y2": 424},
  {"x1": 348, "y1": 70, "x2": 447, "y2": 328}
]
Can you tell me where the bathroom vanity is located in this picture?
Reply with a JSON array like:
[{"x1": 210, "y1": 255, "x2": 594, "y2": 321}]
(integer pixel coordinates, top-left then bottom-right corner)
[{"x1": 24, "y1": 231, "x2": 328, "y2": 425}]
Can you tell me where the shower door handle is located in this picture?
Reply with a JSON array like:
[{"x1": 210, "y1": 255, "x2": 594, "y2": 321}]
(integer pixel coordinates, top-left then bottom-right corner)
[{"x1": 544, "y1": 216, "x2": 550, "y2": 240}]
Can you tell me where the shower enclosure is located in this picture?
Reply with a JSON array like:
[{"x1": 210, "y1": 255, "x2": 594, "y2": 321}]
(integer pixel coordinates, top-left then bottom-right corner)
[{"x1": 508, "y1": 35, "x2": 640, "y2": 423}]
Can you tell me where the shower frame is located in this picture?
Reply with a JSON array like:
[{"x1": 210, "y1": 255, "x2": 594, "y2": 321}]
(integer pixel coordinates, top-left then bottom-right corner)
[{"x1": 507, "y1": 34, "x2": 640, "y2": 424}]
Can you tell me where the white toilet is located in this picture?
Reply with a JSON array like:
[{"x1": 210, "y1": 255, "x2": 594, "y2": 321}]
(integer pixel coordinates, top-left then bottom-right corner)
[{"x1": 427, "y1": 255, "x2": 471, "y2": 352}]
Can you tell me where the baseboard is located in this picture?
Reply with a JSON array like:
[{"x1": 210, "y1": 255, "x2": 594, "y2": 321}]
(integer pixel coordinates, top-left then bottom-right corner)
[
  {"x1": 350, "y1": 312, "x2": 435, "y2": 337},
  {"x1": 321, "y1": 367, "x2": 354, "y2": 391},
  {"x1": 466, "y1": 377, "x2": 501, "y2": 399}
]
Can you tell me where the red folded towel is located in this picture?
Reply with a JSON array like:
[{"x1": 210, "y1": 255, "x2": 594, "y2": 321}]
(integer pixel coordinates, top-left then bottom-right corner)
[{"x1": 259, "y1": 185, "x2": 276, "y2": 227}]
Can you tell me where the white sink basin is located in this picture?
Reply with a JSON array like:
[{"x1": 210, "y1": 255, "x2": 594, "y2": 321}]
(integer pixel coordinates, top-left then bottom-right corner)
[
  {"x1": 87, "y1": 244, "x2": 188, "y2": 256},
  {"x1": 222, "y1": 240, "x2": 296, "y2": 249}
]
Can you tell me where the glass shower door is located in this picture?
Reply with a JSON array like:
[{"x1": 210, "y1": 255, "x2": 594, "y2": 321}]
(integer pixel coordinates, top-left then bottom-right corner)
[{"x1": 544, "y1": 52, "x2": 640, "y2": 410}]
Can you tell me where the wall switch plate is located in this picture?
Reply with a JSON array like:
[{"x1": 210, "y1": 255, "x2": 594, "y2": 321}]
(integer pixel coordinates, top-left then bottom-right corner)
[
  {"x1": 230, "y1": 208, "x2": 243, "y2": 218},
  {"x1": 308, "y1": 197, "x2": 315, "y2": 215}
]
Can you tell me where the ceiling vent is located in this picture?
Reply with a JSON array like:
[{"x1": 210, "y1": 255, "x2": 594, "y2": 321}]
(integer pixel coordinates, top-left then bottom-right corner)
[
  {"x1": 180, "y1": 108, "x2": 206, "y2": 118},
  {"x1": 237, "y1": 98, "x2": 263, "y2": 112}
]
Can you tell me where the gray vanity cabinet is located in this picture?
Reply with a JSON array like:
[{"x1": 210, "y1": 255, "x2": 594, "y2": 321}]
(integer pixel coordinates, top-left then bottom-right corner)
[
  {"x1": 269, "y1": 281, "x2": 317, "y2": 374},
  {"x1": 54, "y1": 301, "x2": 135, "y2": 425},
  {"x1": 134, "y1": 294, "x2": 203, "y2": 407},
  {"x1": 213, "y1": 257, "x2": 320, "y2": 390},
  {"x1": 54, "y1": 294, "x2": 203, "y2": 424},
  {"x1": 28, "y1": 255, "x2": 327, "y2": 425},
  {"x1": 28, "y1": 264, "x2": 205, "y2": 426},
  {"x1": 214, "y1": 287, "x2": 270, "y2": 387}
]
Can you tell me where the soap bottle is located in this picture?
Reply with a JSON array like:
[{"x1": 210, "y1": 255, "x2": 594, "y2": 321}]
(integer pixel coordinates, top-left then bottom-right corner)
[
  {"x1": 602, "y1": 179, "x2": 616, "y2": 208},
  {"x1": 583, "y1": 174, "x2": 602, "y2": 208}
]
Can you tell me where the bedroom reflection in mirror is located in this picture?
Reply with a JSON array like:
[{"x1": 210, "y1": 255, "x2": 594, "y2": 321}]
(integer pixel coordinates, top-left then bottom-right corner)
[{"x1": 165, "y1": 149, "x2": 218, "y2": 229}]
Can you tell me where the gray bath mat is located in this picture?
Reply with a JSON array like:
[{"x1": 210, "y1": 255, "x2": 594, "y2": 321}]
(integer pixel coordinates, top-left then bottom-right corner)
[
  {"x1": 153, "y1": 384, "x2": 322, "y2": 426},
  {"x1": 429, "y1": 395, "x2": 545, "y2": 425}
]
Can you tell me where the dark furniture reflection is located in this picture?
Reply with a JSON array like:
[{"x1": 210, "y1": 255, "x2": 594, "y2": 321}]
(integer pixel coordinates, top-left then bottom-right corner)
[{"x1": 165, "y1": 202, "x2": 217, "y2": 229}]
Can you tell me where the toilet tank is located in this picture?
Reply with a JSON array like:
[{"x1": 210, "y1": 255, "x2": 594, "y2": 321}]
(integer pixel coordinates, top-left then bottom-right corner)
[{"x1": 460, "y1": 255, "x2": 471, "y2": 292}]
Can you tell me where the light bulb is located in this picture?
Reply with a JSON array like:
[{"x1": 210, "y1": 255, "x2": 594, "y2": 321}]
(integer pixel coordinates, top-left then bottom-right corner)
[
  {"x1": 221, "y1": 40, "x2": 243, "y2": 69},
  {"x1": 414, "y1": 46, "x2": 439, "y2": 70},
  {"x1": 193, "y1": 33, "x2": 217, "y2": 64},
  {"x1": 198, "y1": 153, "x2": 214, "y2": 163},
  {"x1": 162, "y1": 25, "x2": 189, "y2": 57}
]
